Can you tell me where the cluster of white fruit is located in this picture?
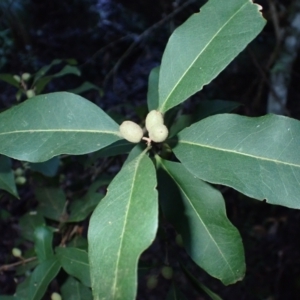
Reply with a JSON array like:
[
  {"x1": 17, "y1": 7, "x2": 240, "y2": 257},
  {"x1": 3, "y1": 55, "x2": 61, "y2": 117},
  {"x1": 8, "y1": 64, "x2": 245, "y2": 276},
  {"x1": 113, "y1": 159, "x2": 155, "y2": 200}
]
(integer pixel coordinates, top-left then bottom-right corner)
[{"x1": 119, "y1": 110, "x2": 168, "y2": 144}]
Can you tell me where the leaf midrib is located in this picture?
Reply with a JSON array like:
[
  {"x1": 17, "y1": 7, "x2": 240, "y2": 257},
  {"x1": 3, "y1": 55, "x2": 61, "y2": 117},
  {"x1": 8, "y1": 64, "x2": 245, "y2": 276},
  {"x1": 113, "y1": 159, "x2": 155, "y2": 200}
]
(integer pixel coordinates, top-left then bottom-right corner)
[
  {"x1": 0, "y1": 129, "x2": 119, "y2": 136},
  {"x1": 112, "y1": 154, "x2": 144, "y2": 298},
  {"x1": 161, "y1": 160, "x2": 235, "y2": 277},
  {"x1": 159, "y1": 2, "x2": 248, "y2": 112},
  {"x1": 31, "y1": 259, "x2": 59, "y2": 299},
  {"x1": 180, "y1": 140, "x2": 300, "y2": 168}
]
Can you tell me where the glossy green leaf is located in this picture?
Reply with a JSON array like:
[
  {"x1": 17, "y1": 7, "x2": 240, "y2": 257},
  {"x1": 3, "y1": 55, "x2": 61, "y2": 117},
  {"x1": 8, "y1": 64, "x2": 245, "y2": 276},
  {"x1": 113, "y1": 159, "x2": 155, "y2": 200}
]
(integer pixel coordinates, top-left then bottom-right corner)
[
  {"x1": 28, "y1": 257, "x2": 61, "y2": 300},
  {"x1": 34, "y1": 226, "x2": 54, "y2": 262},
  {"x1": 158, "y1": 0, "x2": 266, "y2": 113},
  {"x1": 157, "y1": 158, "x2": 245, "y2": 285},
  {"x1": 88, "y1": 151, "x2": 158, "y2": 300},
  {"x1": 61, "y1": 276, "x2": 92, "y2": 300},
  {"x1": 147, "y1": 66, "x2": 160, "y2": 111},
  {"x1": 181, "y1": 263, "x2": 223, "y2": 300},
  {"x1": 0, "y1": 155, "x2": 18, "y2": 197},
  {"x1": 35, "y1": 187, "x2": 67, "y2": 222},
  {"x1": 19, "y1": 212, "x2": 45, "y2": 241},
  {"x1": 166, "y1": 283, "x2": 187, "y2": 300},
  {"x1": 0, "y1": 92, "x2": 121, "y2": 162},
  {"x1": 174, "y1": 114, "x2": 300, "y2": 209},
  {"x1": 56, "y1": 247, "x2": 91, "y2": 287},
  {"x1": 29, "y1": 157, "x2": 60, "y2": 177}
]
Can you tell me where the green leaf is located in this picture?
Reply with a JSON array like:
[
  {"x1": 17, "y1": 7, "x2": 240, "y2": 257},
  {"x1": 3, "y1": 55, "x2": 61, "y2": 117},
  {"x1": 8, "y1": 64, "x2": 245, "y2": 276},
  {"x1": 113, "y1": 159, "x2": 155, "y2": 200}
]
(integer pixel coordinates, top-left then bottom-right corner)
[
  {"x1": 35, "y1": 187, "x2": 67, "y2": 222},
  {"x1": 35, "y1": 65, "x2": 81, "y2": 94},
  {"x1": 28, "y1": 257, "x2": 61, "y2": 300},
  {"x1": 56, "y1": 247, "x2": 91, "y2": 287},
  {"x1": 68, "y1": 81, "x2": 102, "y2": 95},
  {"x1": 0, "y1": 155, "x2": 18, "y2": 198},
  {"x1": 34, "y1": 226, "x2": 54, "y2": 262},
  {"x1": 67, "y1": 193, "x2": 103, "y2": 222},
  {"x1": 180, "y1": 263, "x2": 223, "y2": 300},
  {"x1": 173, "y1": 114, "x2": 300, "y2": 209},
  {"x1": 0, "y1": 73, "x2": 20, "y2": 88},
  {"x1": 61, "y1": 276, "x2": 93, "y2": 300},
  {"x1": 88, "y1": 151, "x2": 158, "y2": 300},
  {"x1": 33, "y1": 59, "x2": 62, "y2": 84},
  {"x1": 29, "y1": 157, "x2": 60, "y2": 177},
  {"x1": 157, "y1": 158, "x2": 245, "y2": 285},
  {"x1": 67, "y1": 236, "x2": 88, "y2": 250},
  {"x1": 16, "y1": 259, "x2": 39, "y2": 276},
  {"x1": 147, "y1": 66, "x2": 160, "y2": 111},
  {"x1": 68, "y1": 178, "x2": 105, "y2": 222},
  {"x1": 0, "y1": 92, "x2": 121, "y2": 162},
  {"x1": 166, "y1": 283, "x2": 187, "y2": 300},
  {"x1": 19, "y1": 212, "x2": 45, "y2": 241},
  {"x1": 158, "y1": 0, "x2": 266, "y2": 113},
  {"x1": 3, "y1": 275, "x2": 32, "y2": 300}
]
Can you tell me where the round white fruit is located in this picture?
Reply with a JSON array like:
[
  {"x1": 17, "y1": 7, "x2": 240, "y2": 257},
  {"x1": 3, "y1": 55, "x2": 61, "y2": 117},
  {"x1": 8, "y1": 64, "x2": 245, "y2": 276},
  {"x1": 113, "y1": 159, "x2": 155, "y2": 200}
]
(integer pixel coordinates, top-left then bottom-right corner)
[
  {"x1": 149, "y1": 124, "x2": 168, "y2": 143},
  {"x1": 51, "y1": 292, "x2": 62, "y2": 300},
  {"x1": 119, "y1": 121, "x2": 143, "y2": 143},
  {"x1": 145, "y1": 110, "x2": 164, "y2": 131},
  {"x1": 12, "y1": 247, "x2": 22, "y2": 258}
]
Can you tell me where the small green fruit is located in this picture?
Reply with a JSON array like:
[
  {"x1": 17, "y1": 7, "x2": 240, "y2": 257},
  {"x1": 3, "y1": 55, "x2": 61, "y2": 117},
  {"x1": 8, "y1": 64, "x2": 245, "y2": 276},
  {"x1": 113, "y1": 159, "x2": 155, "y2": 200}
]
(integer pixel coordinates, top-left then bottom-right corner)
[
  {"x1": 146, "y1": 275, "x2": 158, "y2": 289},
  {"x1": 15, "y1": 176, "x2": 26, "y2": 185},
  {"x1": 12, "y1": 247, "x2": 22, "y2": 258},
  {"x1": 21, "y1": 73, "x2": 31, "y2": 81},
  {"x1": 13, "y1": 75, "x2": 21, "y2": 83},
  {"x1": 26, "y1": 89, "x2": 36, "y2": 99},
  {"x1": 51, "y1": 292, "x2": 62, "y2": 300},
  {"x1": 145, "y1": 110, "x2": 164, "y2": 131},
  {"x1": 119, "y1": 121, "x2": 143, "y2": 143},
  {"x1": 149, "y1": 124, "x2": 168, "y2": 143},
  {"x1": 161, "y1": 266, "x2": 173, "y2": 280},
  {"x1": 14, "y1": 168, "x2": 23, "y2": 176}
]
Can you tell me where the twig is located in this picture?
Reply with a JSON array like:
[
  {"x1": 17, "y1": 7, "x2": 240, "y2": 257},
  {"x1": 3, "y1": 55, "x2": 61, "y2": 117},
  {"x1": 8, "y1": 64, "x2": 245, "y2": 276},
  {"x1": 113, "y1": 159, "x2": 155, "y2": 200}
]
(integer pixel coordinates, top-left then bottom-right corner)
[
  {"x1": 103, "y1": 0, "x2": 196, "y2": 86},
  {"x1": 0, "y1": 256, "x2": 37, "y2": 272}
]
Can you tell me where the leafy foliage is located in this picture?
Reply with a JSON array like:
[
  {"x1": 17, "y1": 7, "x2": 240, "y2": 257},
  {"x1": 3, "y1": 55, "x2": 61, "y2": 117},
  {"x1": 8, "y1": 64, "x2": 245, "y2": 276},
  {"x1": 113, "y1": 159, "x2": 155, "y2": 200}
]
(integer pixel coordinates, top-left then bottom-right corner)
[{"x1": 3, "y1": 0, "x2": 298, "y2": 299}]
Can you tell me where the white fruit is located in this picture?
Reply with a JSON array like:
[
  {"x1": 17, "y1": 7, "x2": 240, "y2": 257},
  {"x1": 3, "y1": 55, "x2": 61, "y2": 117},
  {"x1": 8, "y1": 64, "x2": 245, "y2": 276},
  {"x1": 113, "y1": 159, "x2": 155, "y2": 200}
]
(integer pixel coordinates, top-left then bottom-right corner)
[
  {"x1": 51, "y1": 292, "x2": 62, "y2": 300},
  {"x1": 119, "y1": 121, "x2": 143, "y2": 143},
  {"x1": 26, "y1": 89, "x2": 36, "y2": 99},
  {"x1": 145, "y1": 110, "x2": 164, "y2": 131},
  {"x1": 149, "y1": 124, "x2": 168, "y2": 143},
  {"x1": 12, "y1": 247, "x2": 22, "y2": 258},
  {"x1": 21, "y1": 73, "x2": 31, "y2": 81}
]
